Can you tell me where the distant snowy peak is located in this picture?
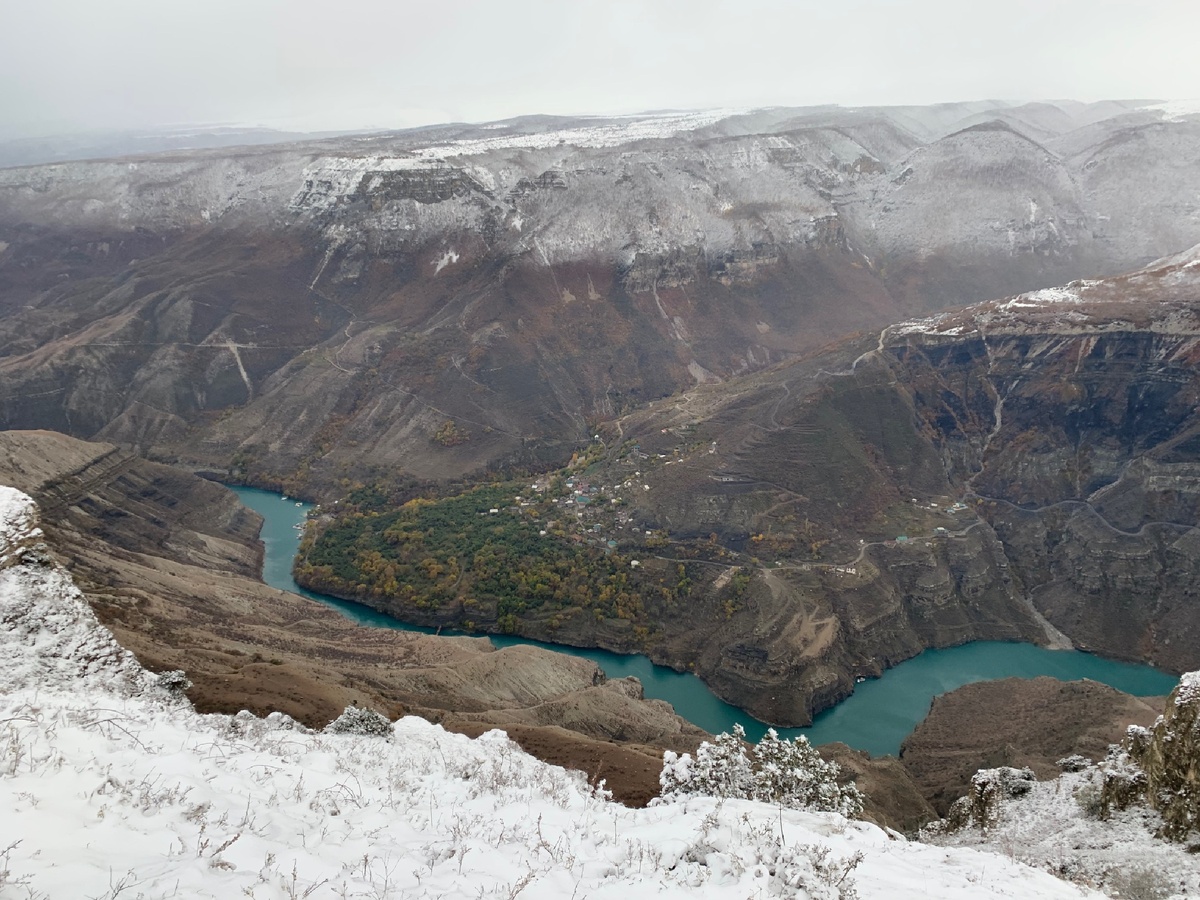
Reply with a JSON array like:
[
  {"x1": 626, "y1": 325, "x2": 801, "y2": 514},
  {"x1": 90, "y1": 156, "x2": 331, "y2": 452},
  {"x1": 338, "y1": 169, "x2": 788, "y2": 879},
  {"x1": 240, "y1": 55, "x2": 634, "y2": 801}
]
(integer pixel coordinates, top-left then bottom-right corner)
[{"x1": 884, "y1": 243, "x2": 1200, "y2": 343}]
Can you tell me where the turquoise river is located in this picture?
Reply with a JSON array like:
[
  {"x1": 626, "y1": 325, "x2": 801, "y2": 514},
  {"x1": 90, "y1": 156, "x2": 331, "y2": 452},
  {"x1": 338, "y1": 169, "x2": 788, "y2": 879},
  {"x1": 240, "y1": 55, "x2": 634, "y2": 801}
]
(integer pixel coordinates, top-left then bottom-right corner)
[{"x1": 233, "y1": 486, "x2": 1180, "y2": 756}]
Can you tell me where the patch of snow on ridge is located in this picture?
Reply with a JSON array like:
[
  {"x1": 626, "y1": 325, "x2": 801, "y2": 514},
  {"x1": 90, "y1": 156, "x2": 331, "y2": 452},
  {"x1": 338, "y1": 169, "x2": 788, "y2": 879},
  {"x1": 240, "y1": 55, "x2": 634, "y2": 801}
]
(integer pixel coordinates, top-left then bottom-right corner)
[
  {"x1": 0, "y1": 485, "x2": 1099, "y2": 898},
  {"x1": 1000, "y1": 283, "x2": 1088, "y2": 310},
  {"x1": 889, "y1": 313, "x2": 954, "y2": 336},
  {"x1": 888, "y1": 311, "x2": 975, "y2": 338},
  {"x1": 289, "y1": 110, "x2": 741, "y2": 210},
  {"x1": 290, "y1": 155, "x2": 447, "y2": 209},
  {"x1": 1146, "y1": 242, "x2": 1200, "y2": 272},
  {"x1": 0, "y1": 484, "x2": 39, "y2": 564},
  {"x1": 1143, "y1": 99, "x2": 1200, "y2": 122},
  {"x1": 434, "y1": 248, "x2": 459, "y2": 273},
  {"x1": 410, "y1": 109, "x2": 745, "y2": 159}
]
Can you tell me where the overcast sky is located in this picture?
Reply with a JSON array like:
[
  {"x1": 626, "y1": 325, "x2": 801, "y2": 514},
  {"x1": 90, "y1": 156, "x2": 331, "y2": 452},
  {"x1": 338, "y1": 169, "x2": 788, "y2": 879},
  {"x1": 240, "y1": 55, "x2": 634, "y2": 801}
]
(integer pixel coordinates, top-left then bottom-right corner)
[{"x1": 2, "y1": 0, "x2": 1198, "y2": 139}]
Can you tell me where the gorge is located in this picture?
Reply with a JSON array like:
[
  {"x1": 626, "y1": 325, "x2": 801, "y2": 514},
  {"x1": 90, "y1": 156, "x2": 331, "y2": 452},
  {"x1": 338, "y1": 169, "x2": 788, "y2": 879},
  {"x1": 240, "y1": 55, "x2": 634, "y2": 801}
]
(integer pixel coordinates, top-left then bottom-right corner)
[{"x1": 239, "y1": 485, "x2": 1178, "y2": 755}]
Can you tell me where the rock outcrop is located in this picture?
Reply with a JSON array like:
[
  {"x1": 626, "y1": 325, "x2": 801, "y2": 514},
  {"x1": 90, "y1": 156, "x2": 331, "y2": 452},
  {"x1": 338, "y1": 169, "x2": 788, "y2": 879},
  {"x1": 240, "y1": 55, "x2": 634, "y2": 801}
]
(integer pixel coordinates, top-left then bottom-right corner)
[{"x1": 1107, "y1": 671, "x2": 1200, "y2": 840}]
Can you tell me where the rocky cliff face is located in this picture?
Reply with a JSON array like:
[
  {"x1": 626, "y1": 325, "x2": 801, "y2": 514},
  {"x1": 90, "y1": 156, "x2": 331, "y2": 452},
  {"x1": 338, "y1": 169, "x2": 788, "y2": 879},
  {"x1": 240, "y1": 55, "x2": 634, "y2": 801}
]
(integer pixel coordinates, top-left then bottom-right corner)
[
  {"x1": 1116, "y1": 671, "x2": 1200, "y2": 840},
  {"x1": 2, "y1": 102, "x2": 1198, "y2": 488},
  {"x1": 888, "y1": 250, "x2": 1200, "y2": 674}
]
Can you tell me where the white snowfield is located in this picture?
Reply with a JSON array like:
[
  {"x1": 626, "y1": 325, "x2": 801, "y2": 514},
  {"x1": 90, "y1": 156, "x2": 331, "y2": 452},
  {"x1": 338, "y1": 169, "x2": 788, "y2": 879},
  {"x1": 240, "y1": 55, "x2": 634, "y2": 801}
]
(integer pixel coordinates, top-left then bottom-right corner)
[
  {"x1": 1143, "y1": 99, "x2": 1200, "y2": 122},
  {"x1": 0, "y1": 484, "x2": 1096, "y2": 898},
  {"x1": 930, "y1": 769, "x2": 1200, "y2": 899}
]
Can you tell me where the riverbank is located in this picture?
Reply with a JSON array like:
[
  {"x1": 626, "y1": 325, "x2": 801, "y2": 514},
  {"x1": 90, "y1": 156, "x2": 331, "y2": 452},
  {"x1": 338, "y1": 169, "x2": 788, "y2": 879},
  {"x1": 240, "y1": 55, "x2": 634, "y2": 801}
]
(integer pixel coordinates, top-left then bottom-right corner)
[{"x1": 234, "y1": 485, "x2": 1180, "y2": 756}]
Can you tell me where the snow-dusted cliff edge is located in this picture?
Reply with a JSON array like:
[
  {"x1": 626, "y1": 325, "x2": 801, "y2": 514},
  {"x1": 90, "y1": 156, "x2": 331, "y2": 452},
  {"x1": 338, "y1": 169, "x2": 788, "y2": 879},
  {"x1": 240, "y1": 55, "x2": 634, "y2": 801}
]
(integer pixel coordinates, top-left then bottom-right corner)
[{"x1": 0, "y1": 484, "x2": 1096, "y2": 898}]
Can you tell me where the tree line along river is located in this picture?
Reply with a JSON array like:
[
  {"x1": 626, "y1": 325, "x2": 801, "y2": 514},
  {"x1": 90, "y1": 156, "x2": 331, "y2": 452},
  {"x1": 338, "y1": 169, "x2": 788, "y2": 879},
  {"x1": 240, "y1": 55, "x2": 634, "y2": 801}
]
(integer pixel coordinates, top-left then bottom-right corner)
[{"x1": 233, "y1": 486, "x2": 1179, "y2": 756}]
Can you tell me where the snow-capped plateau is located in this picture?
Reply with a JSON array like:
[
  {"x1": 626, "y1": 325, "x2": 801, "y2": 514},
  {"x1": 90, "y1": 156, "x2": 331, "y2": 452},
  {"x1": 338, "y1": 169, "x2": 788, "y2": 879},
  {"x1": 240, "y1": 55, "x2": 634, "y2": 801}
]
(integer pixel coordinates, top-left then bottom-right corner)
[
  {"x1": 1142, "y1": 99, "x2": 1200, "y2": 122},
  {"x1": 879, "y1": 242, "x2": 1200, "y2": 343},
  {"x1": 408, "y1": 108, "x2": 747, "y2": 159},
  {"x1": 0, "y1": 485, "x2": 1097, "y2": 898}
]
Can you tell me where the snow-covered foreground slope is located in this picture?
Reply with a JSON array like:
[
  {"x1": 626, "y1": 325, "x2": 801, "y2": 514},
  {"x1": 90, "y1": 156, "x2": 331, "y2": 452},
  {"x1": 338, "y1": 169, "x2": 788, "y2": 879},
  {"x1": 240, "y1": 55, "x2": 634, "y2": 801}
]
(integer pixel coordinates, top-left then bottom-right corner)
[
  {"x1": 0, "y1": 485, "x2": 1095, "y2": 898},
  {"x1": 927, "y1": 769, "x2": 1200, "y2": 899}
]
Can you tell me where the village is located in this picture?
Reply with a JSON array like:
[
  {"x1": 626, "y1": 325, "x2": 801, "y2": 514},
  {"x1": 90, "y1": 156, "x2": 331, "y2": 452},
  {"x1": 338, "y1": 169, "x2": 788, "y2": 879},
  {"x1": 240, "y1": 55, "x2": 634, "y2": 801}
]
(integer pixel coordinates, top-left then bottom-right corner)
[{"x1": 475, "y1": 430, "x2": 983, "y2": 581}]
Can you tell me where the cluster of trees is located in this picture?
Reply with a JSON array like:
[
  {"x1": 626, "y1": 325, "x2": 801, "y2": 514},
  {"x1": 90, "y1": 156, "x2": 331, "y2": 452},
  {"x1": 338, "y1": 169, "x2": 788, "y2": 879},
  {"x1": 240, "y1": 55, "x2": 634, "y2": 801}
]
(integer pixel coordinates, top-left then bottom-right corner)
[
  {"x1": 432, "y1": 419, "x2": 470, "y2": 446},
  {"x1": 296, "y1": 482, "x2": 679, "y2": 634}
]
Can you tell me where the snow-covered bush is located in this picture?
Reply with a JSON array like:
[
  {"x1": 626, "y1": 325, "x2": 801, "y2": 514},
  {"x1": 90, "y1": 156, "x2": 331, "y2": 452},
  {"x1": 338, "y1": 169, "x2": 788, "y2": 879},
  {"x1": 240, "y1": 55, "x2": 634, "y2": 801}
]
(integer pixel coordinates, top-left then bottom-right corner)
[
  {"x1": 660, "y1": 726, "x2": 753, "y2": 800},
  {"x1": 1056, "y1": 754, "x2": 1090, "y2": 773},
  {"x1": 323, "y1": 705, "x2": 394, "y2": 739},
  {"x1": 1107, "y1": 865, "x2": 1174, "y2": 900},
  {"x1": 155, "y1": 669, "x2": 191, "y2": 699},
  {"x1": 659, "y1": 724, "x2": 863, "y2": 816}
]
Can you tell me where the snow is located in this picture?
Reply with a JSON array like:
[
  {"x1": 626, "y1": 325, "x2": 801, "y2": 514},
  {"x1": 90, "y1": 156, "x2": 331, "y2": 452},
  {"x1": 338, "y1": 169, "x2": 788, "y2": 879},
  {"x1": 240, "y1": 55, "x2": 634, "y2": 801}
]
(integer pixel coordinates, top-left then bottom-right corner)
[
  {"x1": 880, "y1": 275, "x2": 1112, "y2": 341},
  {"x1": 1143, "y1": 99, "x2": 1200, "y2": 122},
  {"x1": 928, "y1": 768, "x2": 1200, "y2": 899},
  {"x1": 888, "y1": 313, "x2": 958, "y2": 337},
  {"x1": 290, "y1": 155, "x2": 447, "y2": 210},
  {"x1": 0, "y1": 486, "x2": 1099, "y2": 898},
  {"x1": 409, "y1": 109, "x2": 744, "y2": 160},
  {"x1": 1150, "y1": 242, "x2": 1200, "y2": 272},
  {"x1": 998, "y1": 284, "x2": 1088, "y2": 311},
  {"x1": 433, "y1": 248, "x2": 459, "y2": 274},
  {"x1": 1176, "y1": 670, "x2": 1200, "y2": 706},
  {"x1": 0, "y1": 485, "x2": 38, "y2": 566},
  {"x1": 289, "y1": 110, "x2": 742, "y2": 211}
]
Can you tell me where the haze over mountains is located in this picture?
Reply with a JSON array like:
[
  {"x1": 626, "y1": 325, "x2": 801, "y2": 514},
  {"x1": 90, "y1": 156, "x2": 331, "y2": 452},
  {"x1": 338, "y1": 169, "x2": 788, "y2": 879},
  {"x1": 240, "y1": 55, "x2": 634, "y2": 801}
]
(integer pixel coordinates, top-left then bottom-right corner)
[
  {"x1": 2, "y1": 99, "x2": 1199, "y2": 491},
  {"x1": 0, "y1": 124, "x2": 347, "y2": 170}
]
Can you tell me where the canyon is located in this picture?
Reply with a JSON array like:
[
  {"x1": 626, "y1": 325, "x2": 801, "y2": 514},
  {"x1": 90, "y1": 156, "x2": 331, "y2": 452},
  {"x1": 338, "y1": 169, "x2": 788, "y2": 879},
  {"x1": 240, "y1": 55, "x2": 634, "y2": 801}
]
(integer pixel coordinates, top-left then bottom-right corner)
[
  {"x1": 3, "y1": 100, "x2": 1200, "y2": 820},
  {"x1": 295, "y1": 248, "x2": 1200, "y2": 727}
]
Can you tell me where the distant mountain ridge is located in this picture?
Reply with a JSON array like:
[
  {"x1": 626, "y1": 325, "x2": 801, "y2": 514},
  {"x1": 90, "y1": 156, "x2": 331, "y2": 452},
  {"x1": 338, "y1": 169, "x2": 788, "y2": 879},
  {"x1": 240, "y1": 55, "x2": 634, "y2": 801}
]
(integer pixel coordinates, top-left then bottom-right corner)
[
  {"x1": 2, "y1": 100, "x2": 1199, "y2": 490},
  {"x1": 0, "y1": 124, "x2": 368, "y2": 170}
]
